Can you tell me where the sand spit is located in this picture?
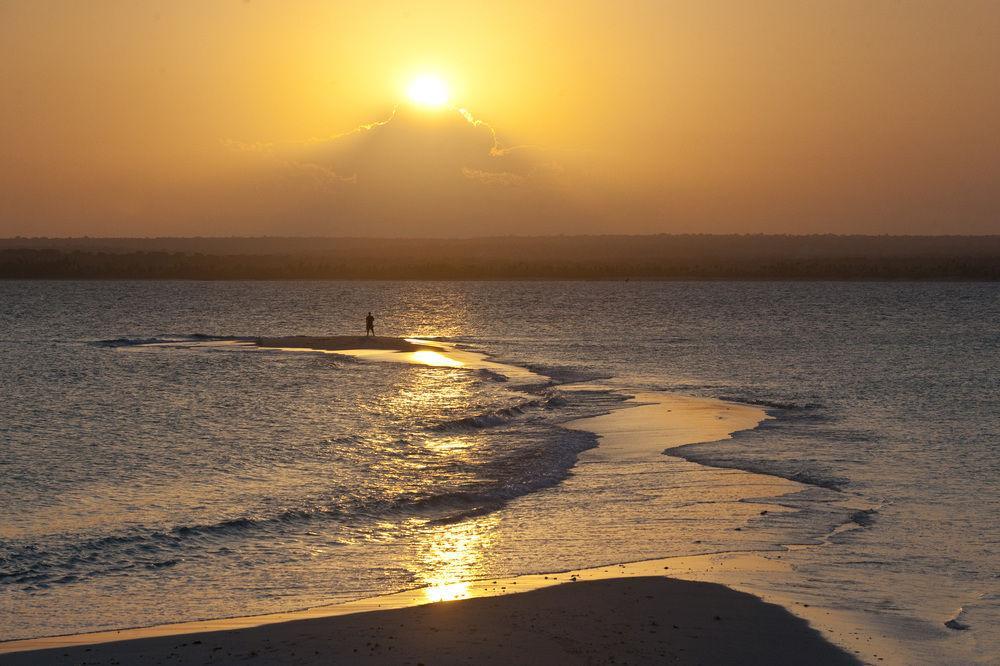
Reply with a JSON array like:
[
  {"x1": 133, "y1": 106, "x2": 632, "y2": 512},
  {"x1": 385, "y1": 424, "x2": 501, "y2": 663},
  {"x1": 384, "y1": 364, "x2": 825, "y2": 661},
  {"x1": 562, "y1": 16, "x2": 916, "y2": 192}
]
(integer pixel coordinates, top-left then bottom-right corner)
[
  {"x1": 252, "y1": 335, "x2": 548, "y2": 384},
  {"x1": 254, "y1": 335, "x2": 439, "y2": 353}
]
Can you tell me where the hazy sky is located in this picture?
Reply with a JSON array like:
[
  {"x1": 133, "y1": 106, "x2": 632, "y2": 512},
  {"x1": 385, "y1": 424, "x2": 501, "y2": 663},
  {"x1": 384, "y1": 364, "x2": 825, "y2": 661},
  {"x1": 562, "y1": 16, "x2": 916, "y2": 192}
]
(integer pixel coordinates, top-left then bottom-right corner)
[{"x1": 2, "y1": 0, "x2": 999, "y2": 236}]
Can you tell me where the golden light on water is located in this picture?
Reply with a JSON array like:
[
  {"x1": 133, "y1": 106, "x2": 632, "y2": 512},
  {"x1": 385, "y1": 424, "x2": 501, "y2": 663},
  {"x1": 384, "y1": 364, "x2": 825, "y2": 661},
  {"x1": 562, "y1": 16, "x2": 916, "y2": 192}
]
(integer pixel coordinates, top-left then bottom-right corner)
[
  {"x1": 410, "y1": 350, "x2": 463, "y2": 367},
  {"x1": 426, "y1": 436, "x2": 473, "y2": 453},
  {"x1": 418, "y1": 514, "x2": 498, "y2": 604},
  {"x1": 356, "y1": 345, "x2": 492, "y2": 606},
  {"x1": 423, "y1": 581, "x2": 471, "y2": 603}
]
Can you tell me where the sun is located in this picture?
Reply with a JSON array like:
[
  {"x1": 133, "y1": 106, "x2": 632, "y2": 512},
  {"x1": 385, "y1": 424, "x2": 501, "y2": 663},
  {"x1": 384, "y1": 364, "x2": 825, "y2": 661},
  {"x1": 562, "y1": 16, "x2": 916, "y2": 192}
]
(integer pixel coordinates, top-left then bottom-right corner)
[{"x1": 406, "y1": 75, "x2": 450, "y2": 108}]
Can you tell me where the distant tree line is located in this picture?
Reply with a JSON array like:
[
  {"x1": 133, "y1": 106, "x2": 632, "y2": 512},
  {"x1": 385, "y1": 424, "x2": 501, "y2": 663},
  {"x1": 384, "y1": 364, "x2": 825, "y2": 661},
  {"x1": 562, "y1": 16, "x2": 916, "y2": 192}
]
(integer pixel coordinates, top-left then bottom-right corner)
[{"x1": 1, "y1": 235, "x2": 998, "y2": 280}]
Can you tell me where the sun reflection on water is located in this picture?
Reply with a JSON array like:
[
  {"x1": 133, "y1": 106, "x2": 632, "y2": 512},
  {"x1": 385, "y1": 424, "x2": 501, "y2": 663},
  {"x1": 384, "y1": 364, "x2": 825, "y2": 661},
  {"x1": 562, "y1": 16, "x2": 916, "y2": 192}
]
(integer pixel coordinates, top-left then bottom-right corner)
[
  {"x1": 423, "y1": 580, "x2": 471, "y2": 603},
  {"x1": 426, "y1": 437, "x2": 474, "y2": 454},
  {"x1": 357, "y1": 331, "x2": 499, "y2": 606},
  {"x1": 417, "y1": 513, "x2": 498, "y2": 604},
  {"x1": 409, "y1": 350, "x2": 464, "y2": 367}
]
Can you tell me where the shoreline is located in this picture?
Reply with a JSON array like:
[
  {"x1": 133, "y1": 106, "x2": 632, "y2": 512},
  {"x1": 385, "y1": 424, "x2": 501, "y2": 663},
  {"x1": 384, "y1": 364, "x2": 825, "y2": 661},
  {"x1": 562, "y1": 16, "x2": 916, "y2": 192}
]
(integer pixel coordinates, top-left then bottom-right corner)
[
  {"x1": 0, "y1": 575, "x2": 860, "y2": 665},
  {"x1": 0, "y1": 341, "x2": 900, "y2": 663},
  {"x1": 254, "y1": 335, "x2": 439, "y2": 353},
  {"x1": 250, "y1": 335, "x2": 549, "y2": 384},
  {"x1": 0, "y1": 551, "x2": 887, "y2": 663}
]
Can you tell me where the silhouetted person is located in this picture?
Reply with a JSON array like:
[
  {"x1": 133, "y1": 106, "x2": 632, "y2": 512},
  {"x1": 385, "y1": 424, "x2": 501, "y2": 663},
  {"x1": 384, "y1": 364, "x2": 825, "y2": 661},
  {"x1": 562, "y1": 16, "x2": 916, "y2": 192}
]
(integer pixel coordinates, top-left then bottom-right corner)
[{"x1": 365, "y1": 311, "x2": 375, "y2": 337}]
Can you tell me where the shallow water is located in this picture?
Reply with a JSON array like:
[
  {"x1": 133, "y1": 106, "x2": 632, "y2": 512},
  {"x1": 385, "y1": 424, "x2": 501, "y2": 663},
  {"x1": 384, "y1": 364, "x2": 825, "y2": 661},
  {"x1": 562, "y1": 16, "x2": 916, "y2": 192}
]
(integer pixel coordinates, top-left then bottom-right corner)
[{"x1": 1, "y1": 281, "x2": 997, "y2": 662}]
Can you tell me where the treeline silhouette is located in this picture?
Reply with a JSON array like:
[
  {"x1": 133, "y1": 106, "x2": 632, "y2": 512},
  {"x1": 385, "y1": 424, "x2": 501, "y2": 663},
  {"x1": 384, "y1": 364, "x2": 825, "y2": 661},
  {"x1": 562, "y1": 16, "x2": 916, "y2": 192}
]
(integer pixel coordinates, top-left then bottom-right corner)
[{"x1": 2, "y1": 235, "x2": 998, "y2": 280}]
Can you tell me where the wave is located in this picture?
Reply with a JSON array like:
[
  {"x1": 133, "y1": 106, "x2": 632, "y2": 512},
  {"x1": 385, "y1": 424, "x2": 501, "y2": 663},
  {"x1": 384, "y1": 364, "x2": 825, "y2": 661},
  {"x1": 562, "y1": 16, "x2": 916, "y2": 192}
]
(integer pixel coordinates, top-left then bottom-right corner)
[
  {"x1": 657, "y1": 392, "x2": 859, "y2": 493},
  {"x1": 523, "y1": 363, "x2": 612, "y2": 385},
  {"x1": 716, "y1": 395, "x2": 825, "y2": 411},
  {"x1": 93, "y1": 334, "x2": 252, "y2": 348},
  {"x1": 0, "y1": 419, "x2": 598, "y2": 591},
  {"x1": 65, "y1": 336, "x2": 677, "y2": 601},
  {"x1": 93, "y1": 336, "x2": 174, "y2": 348},
  {"x1": 944, "y1": 607, "x2": 971, "y2": 630},
  {"x1": 430, "y1": 399, "x2": 539, "y2": 432},
  {"x1": 665, "y1": 423, "x2": 850, "y2": 492},
  {"x1": 849, "y1": 508, "x2": 878, "y2": 526},
  {"x1": 667, "y1": 444, "x2": 850, "y2": 491},
  {"x1": 427, "y1": 392, "x2": 571, "y2": 433},
  {"x1": 475, "y1": 368, "x2": 508, "y2": 382}
]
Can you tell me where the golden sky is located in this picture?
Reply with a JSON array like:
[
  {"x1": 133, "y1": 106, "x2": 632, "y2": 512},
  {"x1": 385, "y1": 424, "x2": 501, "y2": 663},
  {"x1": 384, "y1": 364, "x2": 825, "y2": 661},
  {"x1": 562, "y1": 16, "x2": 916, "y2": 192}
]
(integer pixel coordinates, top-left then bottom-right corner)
[{"x1": 2, "y1": 0, "x2": 999, "y2": 236}]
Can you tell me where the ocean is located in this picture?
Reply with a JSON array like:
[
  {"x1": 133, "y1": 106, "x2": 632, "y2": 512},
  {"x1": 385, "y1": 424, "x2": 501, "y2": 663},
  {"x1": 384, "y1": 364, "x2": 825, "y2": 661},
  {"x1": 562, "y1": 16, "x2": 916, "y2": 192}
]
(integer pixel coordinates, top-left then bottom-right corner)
[{"x1": 1, "y1": 280, "x2": 997, "y2": 662}]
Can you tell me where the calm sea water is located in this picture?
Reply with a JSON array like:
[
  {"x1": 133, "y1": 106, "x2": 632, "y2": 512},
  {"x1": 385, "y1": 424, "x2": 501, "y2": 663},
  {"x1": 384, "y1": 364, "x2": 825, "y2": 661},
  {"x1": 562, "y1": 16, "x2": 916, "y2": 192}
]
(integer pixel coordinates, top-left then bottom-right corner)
[{"x1": 1, "y1": 281, "x2": 997, "y2": 662}]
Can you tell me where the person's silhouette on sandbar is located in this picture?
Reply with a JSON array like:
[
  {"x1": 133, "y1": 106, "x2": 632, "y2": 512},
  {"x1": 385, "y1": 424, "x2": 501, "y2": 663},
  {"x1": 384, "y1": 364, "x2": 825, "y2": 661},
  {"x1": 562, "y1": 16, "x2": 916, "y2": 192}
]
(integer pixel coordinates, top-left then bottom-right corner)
[{"x1": 365, "y1": 311, "x2": 375, "y2": 337}]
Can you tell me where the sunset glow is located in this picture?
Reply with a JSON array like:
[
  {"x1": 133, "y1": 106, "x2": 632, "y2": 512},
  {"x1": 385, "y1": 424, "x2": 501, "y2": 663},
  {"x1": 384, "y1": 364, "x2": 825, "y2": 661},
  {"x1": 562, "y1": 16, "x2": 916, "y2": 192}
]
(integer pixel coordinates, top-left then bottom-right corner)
[
  {"x1": 2, "y1": 2, "x2": 999, "y2": 237},
  {"x1": 1, "y1": 2, "x2": 998, "y2": 664}
]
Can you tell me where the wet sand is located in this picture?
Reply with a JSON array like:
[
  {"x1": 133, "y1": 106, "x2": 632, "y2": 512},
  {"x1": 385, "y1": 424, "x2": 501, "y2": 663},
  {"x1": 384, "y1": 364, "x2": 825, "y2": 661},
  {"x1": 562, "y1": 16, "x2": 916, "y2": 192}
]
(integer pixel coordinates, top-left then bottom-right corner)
[
  {"x1": 252, "y1": 335, "x2": 548, "y2": 384},
  {"x1": 0, "y1": 577, "x2": 857, "y2": 665},
  {"x1": 254, "y1": 335, "x2": 438, "y2": 352},
  {"x1": 565, "y1": 390, "x2": 772, "y2": 460}
]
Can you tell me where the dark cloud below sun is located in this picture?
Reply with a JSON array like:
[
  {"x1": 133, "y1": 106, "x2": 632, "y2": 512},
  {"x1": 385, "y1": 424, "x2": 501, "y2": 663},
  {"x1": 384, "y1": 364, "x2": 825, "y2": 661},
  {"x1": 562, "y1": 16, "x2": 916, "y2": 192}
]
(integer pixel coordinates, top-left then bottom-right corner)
[{"x1": 238, "y1": 106, "x2": 585, "y2": 236}]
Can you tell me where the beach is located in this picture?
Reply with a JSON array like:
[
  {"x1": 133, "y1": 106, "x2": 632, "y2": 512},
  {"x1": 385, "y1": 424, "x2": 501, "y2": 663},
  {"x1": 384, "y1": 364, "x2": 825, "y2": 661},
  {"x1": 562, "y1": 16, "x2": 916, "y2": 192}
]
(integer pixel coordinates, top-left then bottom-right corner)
[
  {"x1": 1, "y1": 352, "x2": 866, "y2": 664},
  {"x1": 0, "y1": 577, "x2": 857, "y2": 665},
  {"x1": 4, "y1": 0, "x2": 1000, "y2": 658},
  {"x1": 2, "y1": 281, "x2": 996, "y2": 665}
]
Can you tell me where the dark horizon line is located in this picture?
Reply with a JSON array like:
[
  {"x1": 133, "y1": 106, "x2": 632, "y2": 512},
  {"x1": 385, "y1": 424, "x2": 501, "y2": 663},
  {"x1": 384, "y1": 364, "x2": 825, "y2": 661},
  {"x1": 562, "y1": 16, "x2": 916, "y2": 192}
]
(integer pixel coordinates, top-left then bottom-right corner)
[
  {"x1": 4, "y1": 233, "x2": 1000, "y2": 241},
  {"x1": 5, "y1": 234, "x2": 998, "y2": 280}
]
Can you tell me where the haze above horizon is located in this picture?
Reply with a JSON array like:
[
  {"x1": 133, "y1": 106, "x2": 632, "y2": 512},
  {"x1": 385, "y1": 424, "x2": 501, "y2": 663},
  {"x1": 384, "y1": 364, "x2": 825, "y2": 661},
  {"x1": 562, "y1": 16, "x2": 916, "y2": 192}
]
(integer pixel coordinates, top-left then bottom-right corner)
[{"x1": 2, "y1": 1, "x2": 999, "y2": 237}]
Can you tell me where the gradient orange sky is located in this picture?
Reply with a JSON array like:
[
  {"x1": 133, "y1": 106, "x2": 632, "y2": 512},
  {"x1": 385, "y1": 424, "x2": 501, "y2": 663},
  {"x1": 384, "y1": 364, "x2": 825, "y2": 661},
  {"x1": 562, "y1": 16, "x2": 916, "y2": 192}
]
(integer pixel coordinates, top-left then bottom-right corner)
[{"x1": 2, "y1": 0, "x2": 999, "y2": 237}]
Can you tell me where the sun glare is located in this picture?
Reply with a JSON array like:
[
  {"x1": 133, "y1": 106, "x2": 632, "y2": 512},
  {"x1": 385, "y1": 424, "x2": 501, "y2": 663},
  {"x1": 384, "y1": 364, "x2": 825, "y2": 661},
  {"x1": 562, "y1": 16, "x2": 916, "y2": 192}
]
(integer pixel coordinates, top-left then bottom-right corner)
[
  {"x1": 410, "y1": 350, "x2": 464, "y2": 368},
  {"x1": 406, "y1": 75, "x2": 450, "y2": 108}
]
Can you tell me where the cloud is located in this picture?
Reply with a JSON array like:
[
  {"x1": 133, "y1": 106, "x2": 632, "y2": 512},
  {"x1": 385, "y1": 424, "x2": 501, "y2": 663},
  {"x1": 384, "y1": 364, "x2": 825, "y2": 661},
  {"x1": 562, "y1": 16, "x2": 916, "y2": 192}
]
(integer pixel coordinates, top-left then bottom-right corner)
[
  {"x1": 297, "y1": 106, "x2": 539, "y2": 186},
  {"x1": 220, "y1": 105, "x2": 590, "y2": 235},
  {"x1": 461, "y1": 167, "x2": 526, "y2": 187}
]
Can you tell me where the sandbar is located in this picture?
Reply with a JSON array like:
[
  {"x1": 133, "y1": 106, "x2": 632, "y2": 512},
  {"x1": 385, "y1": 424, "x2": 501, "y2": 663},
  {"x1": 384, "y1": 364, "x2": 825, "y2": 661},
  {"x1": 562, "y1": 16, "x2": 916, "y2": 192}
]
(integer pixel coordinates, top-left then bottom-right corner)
[
  {"x1": 251, "y1": 335, "x2": 547, "y2": 384},
  {"x1": 254, "y1": 335, "x2": 439, "y2": 353}
]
